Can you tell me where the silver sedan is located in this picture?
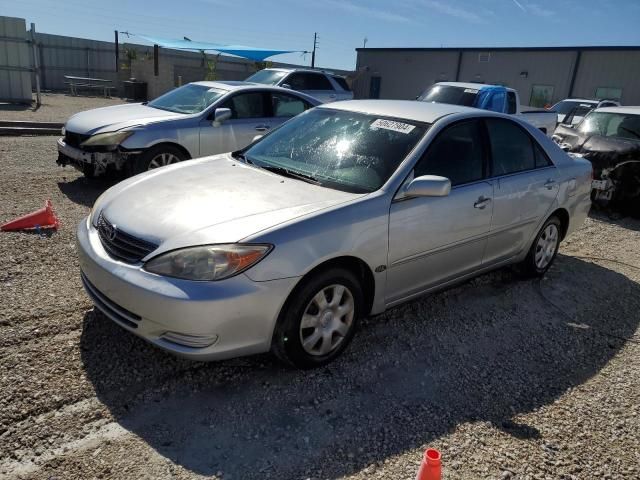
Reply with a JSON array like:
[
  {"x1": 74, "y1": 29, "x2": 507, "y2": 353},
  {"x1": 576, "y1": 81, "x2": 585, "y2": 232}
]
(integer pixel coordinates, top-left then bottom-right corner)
[
  {"x1": 77, "y1": 100, "x2": 592, "y2": 368},
  {"x1": 57, "y1": 81, "x2": 320, "y2": 177}
]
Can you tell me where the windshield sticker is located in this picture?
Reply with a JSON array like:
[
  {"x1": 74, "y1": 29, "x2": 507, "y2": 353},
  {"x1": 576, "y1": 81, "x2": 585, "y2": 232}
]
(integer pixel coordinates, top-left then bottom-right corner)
[
  {"x1": 464, "y1": 88, "x2": 479, "y2": 94},
  {"x1": 371, "y1": 119, "x2": 416, "y2": 134}
]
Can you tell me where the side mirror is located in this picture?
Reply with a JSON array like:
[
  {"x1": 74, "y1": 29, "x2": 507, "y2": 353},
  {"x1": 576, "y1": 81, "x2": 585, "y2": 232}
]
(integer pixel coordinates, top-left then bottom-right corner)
[
  {"x1": 404, "y1": 175, "x2": 451, "y2": 198},
  {"x1": 212, "y1": 108, "x2": 232, "y2": 127},
  {"x1": 281, "y1": 83, "x2": 292, "y2": 90}
]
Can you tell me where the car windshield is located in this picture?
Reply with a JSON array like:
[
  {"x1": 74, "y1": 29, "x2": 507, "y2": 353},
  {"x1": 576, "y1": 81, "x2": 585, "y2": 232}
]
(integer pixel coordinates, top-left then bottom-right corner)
[
  {"x1": 243, "y1": 109, "x2": 428, "y2": 193},
  {"x1": 552, "y1": 100, "x2": 594, "y2": 115},
  {"x1": 147, "y1": 84, "x2": 226, "y2": 114},
  {"x1": 245, "y1": 70, "x2": 288, "y2": 85},
  {"x1": 417, "y1": 85, "x2": 478, "y2": 106},
  {"x1": 578, "y1": 112, "x2": 640, "y2": 140}
]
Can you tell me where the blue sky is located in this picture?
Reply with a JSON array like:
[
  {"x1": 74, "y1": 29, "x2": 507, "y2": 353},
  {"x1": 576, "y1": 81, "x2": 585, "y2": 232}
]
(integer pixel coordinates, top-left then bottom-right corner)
[{"x1": 2, "y1": 0, "x2": 639, "y2": 70}]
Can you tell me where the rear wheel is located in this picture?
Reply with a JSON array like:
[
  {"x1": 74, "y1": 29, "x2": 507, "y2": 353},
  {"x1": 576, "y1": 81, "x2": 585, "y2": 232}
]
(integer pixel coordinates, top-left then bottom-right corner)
[
  {"x1": 133, "y1": 145, "x2": 187, "y2": 175},
  {"x1": 520, "y1": 215, "x2": 562, "y2": 277},
  {"x1": 272, "y1": 268, "x2": 363, "y2": 369}
]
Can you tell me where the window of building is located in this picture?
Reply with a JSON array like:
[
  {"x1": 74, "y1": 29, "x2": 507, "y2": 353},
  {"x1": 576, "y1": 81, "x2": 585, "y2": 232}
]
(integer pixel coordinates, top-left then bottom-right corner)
[
  {"x1": 595, "y1": 87, "x2": 622, "y2": 102},
  {"x1": 530, "y1": 85, "x2": 554, "y2": 108}
]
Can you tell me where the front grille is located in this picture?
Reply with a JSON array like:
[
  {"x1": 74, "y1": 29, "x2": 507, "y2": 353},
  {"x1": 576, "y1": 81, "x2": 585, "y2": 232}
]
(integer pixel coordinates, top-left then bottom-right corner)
[
  {"x1": 96, "y1": 213, "x2": 158, "y2": 264},
  {"x1": 64, "y1": 131, "x2": 90, "y2": 148},
  {"x1": 81, "y1": 272, "x2": 141, "y2": 329}
]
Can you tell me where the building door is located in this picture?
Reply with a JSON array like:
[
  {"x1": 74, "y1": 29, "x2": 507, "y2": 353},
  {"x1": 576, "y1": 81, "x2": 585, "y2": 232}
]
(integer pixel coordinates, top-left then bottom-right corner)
[{"x1": 369, "y1": 76, "x2": 381, "y2": 99}]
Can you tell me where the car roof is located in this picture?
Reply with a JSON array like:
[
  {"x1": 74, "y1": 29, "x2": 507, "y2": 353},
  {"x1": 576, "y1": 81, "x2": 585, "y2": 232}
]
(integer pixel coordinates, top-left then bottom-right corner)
[
  {"x1": 191, "y1": 80, "x2": 264, "y2": 90},
  {"x1": 559, "y1": 98, "x2": 599, "y2": 104},
  {"x1": 260, "y1": 67, "x2": 343, "y2": 76},
  {"x1": 435, "y1": 82, "x2": 515, "y2": 92},
  {"x1": 318, "y1": 100, "x2": 481, "y2": 124},
  {"x1": 595, "y1": 106, "x2": 640, "y2": 115}
]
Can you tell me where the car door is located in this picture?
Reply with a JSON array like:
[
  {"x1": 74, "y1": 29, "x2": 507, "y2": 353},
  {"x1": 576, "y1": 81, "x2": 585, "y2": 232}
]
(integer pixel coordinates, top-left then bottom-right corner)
[
  {"x1": 386, "y1": 119, "x2": 494, "y2": 305},
  {"x1": 482, "y1": 118, "x2": 559, "y2": 265},
  {"x1": 269, "y1": 92, "x2": 314, "y2": 128},
  {"x1": 199, "y1": 91, "x2": 272, "y2": 155},
  {"x1": 284, "y1": 72, "x2": 337, "y2": 103}
]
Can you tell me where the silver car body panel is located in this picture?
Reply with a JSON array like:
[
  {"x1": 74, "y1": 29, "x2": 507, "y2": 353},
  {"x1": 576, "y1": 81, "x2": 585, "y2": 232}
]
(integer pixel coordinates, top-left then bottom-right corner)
[
  {"x1": 59, "y1": 82, "x2": 320, "y2": 170},
  {"x1": 78, "y1": 101, "x2": 592, "y2": 361}
]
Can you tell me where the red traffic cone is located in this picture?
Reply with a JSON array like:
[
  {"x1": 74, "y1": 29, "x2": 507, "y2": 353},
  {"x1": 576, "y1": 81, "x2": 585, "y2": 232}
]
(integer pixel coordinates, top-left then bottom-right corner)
[
  {"x1": 1, "y1": 199, "x2": 60, "y2": 231},
  {"x1": 416, "y1": 448, "x2": 441, "y2": 480}
]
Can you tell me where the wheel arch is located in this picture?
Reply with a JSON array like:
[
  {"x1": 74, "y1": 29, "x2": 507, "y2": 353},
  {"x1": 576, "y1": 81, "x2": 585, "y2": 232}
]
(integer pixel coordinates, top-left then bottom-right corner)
[
  {"x1": 549, "y1": 207, "x2": 570, "y2": 240},
  {"x1": 285, "y1": 255, "x2": 376, "y2": 317},
  {"x1": 145, "y1": 141, "x2": 193, "y2": 160}
]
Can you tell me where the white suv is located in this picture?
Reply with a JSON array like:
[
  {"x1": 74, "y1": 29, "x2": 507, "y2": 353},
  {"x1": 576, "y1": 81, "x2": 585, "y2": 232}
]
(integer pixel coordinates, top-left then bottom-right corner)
[{"x1": 246, "y1": 68, "x2": 353, "y2": 104}]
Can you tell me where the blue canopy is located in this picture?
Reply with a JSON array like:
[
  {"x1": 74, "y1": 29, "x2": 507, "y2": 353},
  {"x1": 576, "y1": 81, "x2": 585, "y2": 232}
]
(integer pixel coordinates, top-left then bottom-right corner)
[{"x1": 135, "y1": 34, "x2": 298, "y2": 61}]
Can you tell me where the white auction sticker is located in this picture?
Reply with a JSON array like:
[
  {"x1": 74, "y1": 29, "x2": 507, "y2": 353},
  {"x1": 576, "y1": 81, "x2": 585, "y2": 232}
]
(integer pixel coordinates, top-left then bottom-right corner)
[
  {"x1": 371, "y1": 118, "x2": 416, "y2": 134},
  {"x1": 464, "y1": 88, "x2": 479, "y2": 94}
]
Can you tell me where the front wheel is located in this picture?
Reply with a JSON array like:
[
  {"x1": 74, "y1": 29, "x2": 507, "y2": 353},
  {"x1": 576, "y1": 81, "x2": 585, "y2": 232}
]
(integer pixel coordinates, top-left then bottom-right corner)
[
  {"x1": 272, "y1": 268, "x2": 363, "y2": 369},
  {"x1": 520, "y1": 215, "x2": 562, "y2": 277}
]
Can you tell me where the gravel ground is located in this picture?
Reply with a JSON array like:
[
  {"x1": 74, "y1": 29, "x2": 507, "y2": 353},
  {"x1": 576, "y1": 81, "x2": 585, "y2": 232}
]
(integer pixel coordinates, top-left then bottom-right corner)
[
  {"x1": 0, "y1": 93, "x2": 126, "y2": 123},
  {"x1": 0, "y1": 136, "x2": 639, "y2": 480}
]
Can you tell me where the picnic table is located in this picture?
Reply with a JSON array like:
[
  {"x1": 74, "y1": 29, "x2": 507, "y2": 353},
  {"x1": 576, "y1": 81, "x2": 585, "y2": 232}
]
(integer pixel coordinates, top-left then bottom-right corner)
[{"x1": 64, "y1": 76, "x2": 114, "y2": 98}]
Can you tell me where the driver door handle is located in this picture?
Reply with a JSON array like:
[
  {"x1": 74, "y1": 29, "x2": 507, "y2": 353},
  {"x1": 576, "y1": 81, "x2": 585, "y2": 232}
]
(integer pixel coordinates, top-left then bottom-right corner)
[
  {"x1": 474, "y1": 196, "x2": 492, "y2": 209},
  {"x1": 254, "y1": 125, "x2": 270, "y2": 132},
  {"x1": 544, "y1": 178, "x2": 557, "y2": 189}
]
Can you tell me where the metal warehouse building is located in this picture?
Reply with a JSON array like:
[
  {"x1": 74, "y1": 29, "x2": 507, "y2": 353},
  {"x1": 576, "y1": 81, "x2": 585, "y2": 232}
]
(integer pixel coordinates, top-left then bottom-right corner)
[{"x1": 352, "y1": 46, "x2": 640, "y2": 107}]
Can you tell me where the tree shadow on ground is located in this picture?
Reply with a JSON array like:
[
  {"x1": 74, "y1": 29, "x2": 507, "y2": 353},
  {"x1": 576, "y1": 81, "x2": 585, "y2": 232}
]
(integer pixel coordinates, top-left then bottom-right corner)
[
  {"x1": 80, "y1": 255, "x2": 640, "y2": 479},
  {"x1": 57, "y1": 176, "x2": 119, "y2": 208},
  {"x1": 0, "y1": 102, "x2": 37, "y2": 113},
  {"x1": 589, "y1": 206, "x2": 640, "y2": 230}
]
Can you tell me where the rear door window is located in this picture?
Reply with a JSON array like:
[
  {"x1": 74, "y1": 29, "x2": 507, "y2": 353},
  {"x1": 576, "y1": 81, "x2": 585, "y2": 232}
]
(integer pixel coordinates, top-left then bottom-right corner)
[
  {"x1": 286, "y1": 72, "x2": 333, "y2": 91},
  {"x1": 506, "y1": 92, "x2": 517, "y2": 114},
  {"x1": 332, "y1": 76, "x2": 351, "y2": 91},
  {"x1": 271, "y1": 93, "x2": 311, "y2": 117},
  {"x1": 486, "y1": 118, "x2": 536, "y2": 175}
]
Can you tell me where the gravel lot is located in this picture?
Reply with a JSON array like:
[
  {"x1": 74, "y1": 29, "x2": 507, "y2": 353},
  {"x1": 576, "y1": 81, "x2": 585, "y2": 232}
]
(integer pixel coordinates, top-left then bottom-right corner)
[
  {"x1": 1, "y1": 93, "x2": 125, "y2": 123},
  {"x1": 0, "y1": 134, "x2": 639, "y2": 480}
]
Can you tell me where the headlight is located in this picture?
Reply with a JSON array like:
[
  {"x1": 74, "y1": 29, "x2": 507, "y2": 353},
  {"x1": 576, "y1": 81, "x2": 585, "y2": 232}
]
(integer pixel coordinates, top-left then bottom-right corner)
[
  {"x1": 80, "y1": 131, "x2": 133, "y2": 147},
  {"x1": 144, "y1": 244, "x2": 273, "y2": 281}
]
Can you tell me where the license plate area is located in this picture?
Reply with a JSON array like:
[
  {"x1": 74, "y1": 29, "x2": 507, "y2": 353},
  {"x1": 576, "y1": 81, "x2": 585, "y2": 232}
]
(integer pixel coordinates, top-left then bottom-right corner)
[{"x1": 591, "y1": 179, "x2": 608, "y2": 190}]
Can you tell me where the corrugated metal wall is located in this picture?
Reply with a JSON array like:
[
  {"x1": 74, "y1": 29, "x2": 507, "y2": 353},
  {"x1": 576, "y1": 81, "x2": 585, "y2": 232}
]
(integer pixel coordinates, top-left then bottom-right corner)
[
  {"x1": 0, "y1": 16, "x2": 32, "y2": 103},
  {"x1": 355, "y1": 48, "x2": 640, "y2": 105}
]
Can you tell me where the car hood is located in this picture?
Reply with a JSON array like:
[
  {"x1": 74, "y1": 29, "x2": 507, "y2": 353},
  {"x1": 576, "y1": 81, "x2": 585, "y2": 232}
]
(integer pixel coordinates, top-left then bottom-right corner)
[
  {"x1": 94, "y1": 154, "x2": 361, "y2": 254},
  {"x1": 64, "y1": 103, "x2": 187, "y2": 135}
]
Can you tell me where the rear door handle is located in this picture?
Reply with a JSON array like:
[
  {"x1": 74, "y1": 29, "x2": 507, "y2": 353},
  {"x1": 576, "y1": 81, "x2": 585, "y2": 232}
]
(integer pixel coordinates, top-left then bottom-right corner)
[
  {"x1": 474, "y1": 196, "x2": 492, "y2": 209},
  {"x1": 544, "y1": 178, "x2": 557, "y2": 190},
  {"x1": 254, "y1": 125, "x2": 270, "y2": 132},
  {"x1": 329, "y1": 94, "x2": 337, "y2": 99}
]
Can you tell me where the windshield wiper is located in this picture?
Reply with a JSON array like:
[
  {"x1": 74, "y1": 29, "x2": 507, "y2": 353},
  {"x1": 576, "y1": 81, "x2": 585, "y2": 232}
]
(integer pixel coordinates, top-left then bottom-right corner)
[{"x1": 261, "y1": 166, "x2": 322, "y2": 185}]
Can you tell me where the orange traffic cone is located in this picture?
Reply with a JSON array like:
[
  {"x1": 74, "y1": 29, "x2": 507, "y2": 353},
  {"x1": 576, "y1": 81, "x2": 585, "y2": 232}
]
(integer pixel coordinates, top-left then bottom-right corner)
[
  {"x1": 416, "y1": 448, "x2": 441, "y2": 480},
  {"x1": 1, "y1": 199, "x2": 60, "y2": 231}
]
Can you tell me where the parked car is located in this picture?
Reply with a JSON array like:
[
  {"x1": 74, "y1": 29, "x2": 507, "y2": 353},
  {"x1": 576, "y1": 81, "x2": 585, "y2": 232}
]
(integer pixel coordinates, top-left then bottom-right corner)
[
  {"x1": 57, "y1": 81, "x2": 320, "y2": 177},
  {"x1": 553, "y1": 106, "x2": 640, "y2": 214},
  {"x1": 245, "y1": 68, "x2": 353, "y2": 103},
  {"x1": 77, "y1": 101, "x2": 592, "y2": 368},
  {"x1": 551, "y1": 98, "x2": 620, "y2": 125},
  {"x1": 417, "y1": 82, "x2": 558, "y2": 136}
]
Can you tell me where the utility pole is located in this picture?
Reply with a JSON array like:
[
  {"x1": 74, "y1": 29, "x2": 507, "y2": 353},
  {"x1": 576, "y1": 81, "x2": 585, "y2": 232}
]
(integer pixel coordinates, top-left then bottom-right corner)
[{"x1": 311, "y1": 32, "x2": 318, "y2": 68}]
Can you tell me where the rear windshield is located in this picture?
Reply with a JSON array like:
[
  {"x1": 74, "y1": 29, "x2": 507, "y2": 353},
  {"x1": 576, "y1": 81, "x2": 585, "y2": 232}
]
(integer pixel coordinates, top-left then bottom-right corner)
[
  {"x1": 552, "y1": 100, "x2": 595, "y2": 115},
  {"x1": 332, "y1": 75, "x2": 351, "y2": 91},
  {"x1": 418, "y1": 85, "x2": 478, "y2": 106},
  {"x1": 245, "y1": 69, "x2": 287, "y2": 85}
]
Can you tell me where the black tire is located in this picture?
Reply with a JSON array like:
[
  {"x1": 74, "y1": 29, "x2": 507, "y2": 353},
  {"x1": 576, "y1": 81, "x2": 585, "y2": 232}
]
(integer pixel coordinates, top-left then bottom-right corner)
[
  {"x1": 520, "y1": 215, "x2": 562, "y2": 277},
  {"x1": 272, "y1": 268, "x2": 363, "y2": 369},
  {"x1": 132, "y1": 145, "x2": 187, "y2": 175}
]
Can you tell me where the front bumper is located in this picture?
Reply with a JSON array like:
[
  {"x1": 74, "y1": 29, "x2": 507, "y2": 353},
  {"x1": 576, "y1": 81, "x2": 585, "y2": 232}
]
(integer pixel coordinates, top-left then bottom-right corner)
[
  {"x1": 76, "y1": 216, "x2": 299, "y2": 361},
  {"x1": 57, "y1": 137, "x2": 118, "y2": 175}
]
